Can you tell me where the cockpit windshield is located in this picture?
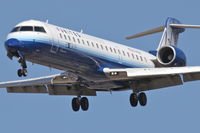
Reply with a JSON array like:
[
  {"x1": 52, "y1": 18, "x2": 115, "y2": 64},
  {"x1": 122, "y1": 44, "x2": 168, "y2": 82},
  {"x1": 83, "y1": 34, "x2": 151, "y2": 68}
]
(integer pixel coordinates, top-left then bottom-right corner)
[
  {"x1": 10, "y1": 27, "x2": 20, "y2": 32},
  {"x1": 20, "y1": 26, "x2": 33, "y2": 31},
  {"x1": 10, "y1": 26, "x2": 46, "y2": 33},
  {"x1": 34, "y1": 26, "x2": 46, "y2": 33}
]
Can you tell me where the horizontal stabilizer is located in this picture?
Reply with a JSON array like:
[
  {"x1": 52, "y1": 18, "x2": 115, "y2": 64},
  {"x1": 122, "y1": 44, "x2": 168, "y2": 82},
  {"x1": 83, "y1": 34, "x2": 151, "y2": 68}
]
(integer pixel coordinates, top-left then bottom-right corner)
[
  {"x1": 170, "y1": 24, "x2": 200, "y2": 29},
  {"x1": 126, "y1": 26, "x2": 164, "y2": 39},
  {"x1": 126, "y1": 20, "x2": 200, "y2": 40}
]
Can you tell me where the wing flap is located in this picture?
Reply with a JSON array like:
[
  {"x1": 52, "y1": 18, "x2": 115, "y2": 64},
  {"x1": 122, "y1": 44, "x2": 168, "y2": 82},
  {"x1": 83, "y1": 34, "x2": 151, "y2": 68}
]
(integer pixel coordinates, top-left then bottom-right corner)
[
  {"x1": 137, "y1": 75, "x2": 183, "y2": 91},
  {"x1": 47, "y1": 85, "x2": 96, "y2": 96},
  {"x1": 7, "y1": 85, "x2": 48, "y2": 93},
  {"x1": 0, "y1": 72, "x2": 97, "y2": 96},
  {"x1": 0, "y1": 72, "x2": 78, "y2": 88},
  {"x1": 183, "y1": 72, "x2": 200, "y2": 82}
]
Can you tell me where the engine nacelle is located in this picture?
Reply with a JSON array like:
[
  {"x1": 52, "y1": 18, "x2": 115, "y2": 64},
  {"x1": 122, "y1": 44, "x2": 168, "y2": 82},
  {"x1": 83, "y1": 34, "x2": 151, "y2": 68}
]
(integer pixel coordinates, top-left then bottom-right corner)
[{"x1": 157, "y1": 46, "x2": 186, "y2": 67}]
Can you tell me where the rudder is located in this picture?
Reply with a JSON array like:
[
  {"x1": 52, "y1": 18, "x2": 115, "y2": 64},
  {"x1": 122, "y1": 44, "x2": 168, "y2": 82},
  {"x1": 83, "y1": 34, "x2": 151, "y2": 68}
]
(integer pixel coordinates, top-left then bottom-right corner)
[{"x1": 157, "y1": 17, "x2": 185, "y2": 50}]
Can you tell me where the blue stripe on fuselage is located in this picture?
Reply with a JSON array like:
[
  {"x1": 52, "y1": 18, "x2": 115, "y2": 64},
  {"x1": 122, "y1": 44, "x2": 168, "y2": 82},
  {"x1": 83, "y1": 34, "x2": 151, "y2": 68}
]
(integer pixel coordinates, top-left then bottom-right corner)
[{"x1": 9, "y1": 38, "x2": 149, "y2": 80}]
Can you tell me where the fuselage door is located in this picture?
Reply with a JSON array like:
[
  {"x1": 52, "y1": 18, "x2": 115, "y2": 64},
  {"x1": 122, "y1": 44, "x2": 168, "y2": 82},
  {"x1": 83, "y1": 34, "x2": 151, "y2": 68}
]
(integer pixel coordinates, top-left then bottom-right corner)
[
  {"x1": 117, "y1": 49, "x2": 122, "y2": 64},
  {"x1": 47, "y1": 25, "x2": 59, "y2": 53}
]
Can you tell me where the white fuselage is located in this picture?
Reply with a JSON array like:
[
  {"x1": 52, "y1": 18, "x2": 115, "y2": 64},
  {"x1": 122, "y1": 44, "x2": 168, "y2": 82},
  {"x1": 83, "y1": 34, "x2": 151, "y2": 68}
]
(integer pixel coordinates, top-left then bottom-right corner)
[{"x1": 6, "y1": 20, "x2": 156, "y2": 81}]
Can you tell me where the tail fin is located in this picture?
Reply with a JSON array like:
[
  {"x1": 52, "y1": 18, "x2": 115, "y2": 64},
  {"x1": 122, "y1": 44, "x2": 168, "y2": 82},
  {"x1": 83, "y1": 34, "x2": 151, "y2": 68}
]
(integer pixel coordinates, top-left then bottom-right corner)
[
  {"x1": 157, "y1": 17, "x2": 184, "y2": 49},
  {"x1": 126, "y1": 17, "x2": 200, "y2": 50}
]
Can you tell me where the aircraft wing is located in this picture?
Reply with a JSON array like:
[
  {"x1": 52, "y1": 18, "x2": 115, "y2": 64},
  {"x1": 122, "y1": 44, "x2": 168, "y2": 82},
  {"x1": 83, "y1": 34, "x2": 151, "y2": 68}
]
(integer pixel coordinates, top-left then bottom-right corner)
[
  {"x1": 104, "y1": 66, "x2": 200, "y2": 91},
  {"x1": 0, "y1": 72, "x2": 96, "y2": 96}
]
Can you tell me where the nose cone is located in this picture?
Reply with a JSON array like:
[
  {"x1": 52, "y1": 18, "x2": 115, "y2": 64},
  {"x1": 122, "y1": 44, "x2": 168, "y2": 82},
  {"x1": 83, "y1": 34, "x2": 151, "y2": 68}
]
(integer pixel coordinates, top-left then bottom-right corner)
[{"x1": 5, "y1": 38, "x2": 21, "y2": 51}]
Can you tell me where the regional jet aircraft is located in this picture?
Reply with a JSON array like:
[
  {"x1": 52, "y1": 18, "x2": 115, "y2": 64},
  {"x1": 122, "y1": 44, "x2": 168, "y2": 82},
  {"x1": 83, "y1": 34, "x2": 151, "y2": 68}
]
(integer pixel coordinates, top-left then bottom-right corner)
[{"x1": 1, "y1": 17, "x2": 200, "y2": 112}]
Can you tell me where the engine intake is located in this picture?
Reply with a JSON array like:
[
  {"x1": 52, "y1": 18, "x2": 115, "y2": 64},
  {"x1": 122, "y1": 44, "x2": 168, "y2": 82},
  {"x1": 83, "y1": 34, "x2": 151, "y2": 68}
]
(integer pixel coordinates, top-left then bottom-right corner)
[{"x1": 157, "y1": 46, "x2": 186, "y2": 67}]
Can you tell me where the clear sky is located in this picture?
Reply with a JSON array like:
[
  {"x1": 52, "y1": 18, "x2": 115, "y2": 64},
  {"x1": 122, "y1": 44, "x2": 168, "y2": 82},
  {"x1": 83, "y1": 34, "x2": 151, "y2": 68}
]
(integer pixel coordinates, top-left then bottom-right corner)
[{"x1": 0, "y1": 0, "x2": 200, "y2": 132}]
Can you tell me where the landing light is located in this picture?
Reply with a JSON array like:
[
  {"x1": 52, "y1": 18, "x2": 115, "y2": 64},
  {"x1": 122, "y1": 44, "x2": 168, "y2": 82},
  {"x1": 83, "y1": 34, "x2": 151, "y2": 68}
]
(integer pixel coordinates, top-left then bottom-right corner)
[{"x1": 110, "y1": 72, "x2": 118, "y2": 76}]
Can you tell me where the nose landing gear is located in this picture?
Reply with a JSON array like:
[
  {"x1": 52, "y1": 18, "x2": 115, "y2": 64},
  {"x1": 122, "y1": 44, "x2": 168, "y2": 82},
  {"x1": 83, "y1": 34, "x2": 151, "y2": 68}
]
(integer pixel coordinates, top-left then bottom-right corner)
[
  {"x1": 17, "y1": 56, "x2": 28, "y2": 77},
  {"x1": 17, "y1": 68, "x2": 27, "y2": 77}
]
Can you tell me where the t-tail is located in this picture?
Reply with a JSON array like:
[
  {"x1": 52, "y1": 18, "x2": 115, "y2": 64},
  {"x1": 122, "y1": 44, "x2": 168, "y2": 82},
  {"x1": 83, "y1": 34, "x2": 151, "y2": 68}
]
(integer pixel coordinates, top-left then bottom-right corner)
[{"x1": 126, "y1": 17, "x2": 200, "y2": 67}]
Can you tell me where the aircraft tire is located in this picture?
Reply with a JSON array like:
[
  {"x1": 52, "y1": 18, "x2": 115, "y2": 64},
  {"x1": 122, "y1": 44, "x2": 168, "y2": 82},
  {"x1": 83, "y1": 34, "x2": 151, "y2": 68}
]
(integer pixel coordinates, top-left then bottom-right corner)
[
  {"x1": 72, "y1": 97, "x2": 80, "y2": 112},
  {"x1": 17, "y1": 69, "x2": 23, "y2": 77},
  {"x1": 80, "y1": 97, "x2": 89, "y2": 111},
  {"x1": 22, "y1": 69, "x2": 28, "y2": 77},
  {"x1": 138, "y1": 92, "x2": 147, "y2": 106},
  {"x1": 130, "y1": 93, "x2": 138, "y2": 107}
]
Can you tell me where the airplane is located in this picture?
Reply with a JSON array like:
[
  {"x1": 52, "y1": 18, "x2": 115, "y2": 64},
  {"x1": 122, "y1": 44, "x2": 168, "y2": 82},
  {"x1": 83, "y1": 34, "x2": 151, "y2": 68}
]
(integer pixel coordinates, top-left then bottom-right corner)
[{"x1": 1, "y1": 17, "x2": 200, "y2": 112}]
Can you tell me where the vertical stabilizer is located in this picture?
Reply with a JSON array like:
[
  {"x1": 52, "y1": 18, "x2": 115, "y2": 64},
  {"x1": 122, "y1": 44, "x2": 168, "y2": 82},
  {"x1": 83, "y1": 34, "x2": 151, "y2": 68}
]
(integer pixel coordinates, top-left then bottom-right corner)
[
  {"x1": 126, "y1": 17, "x2": 200, "y2": 51},
  {"x1": 157, "y1": 17, "x2": 185, "y2": 50}
]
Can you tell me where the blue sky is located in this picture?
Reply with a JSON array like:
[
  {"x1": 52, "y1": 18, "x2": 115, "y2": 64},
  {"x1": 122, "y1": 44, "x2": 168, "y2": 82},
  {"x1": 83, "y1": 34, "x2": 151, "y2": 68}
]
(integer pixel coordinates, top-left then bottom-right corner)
[{"x1": 0, "y1": 0, "x2": 200, "y2": 132}]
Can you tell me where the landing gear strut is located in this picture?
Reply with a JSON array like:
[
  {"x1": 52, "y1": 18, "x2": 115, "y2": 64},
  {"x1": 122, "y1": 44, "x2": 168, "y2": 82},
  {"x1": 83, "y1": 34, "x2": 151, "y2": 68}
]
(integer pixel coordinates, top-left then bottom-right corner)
[
  {"x1": 129, "y1": 92, "x2": 147, "y2": 107},
  {"x1": 71, "y1": 96, "x2": 89, "y2": 112},
  {"x1": 17, "y1": 56, "x2": 28, "y2": 77}
]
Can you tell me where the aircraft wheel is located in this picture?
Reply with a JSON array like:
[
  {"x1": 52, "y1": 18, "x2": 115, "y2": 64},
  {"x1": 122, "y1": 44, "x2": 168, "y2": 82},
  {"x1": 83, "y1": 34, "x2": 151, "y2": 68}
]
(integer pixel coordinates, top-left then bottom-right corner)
[
  {"x1": 22, "y1": 69, "x2": 28, "y2": 77},
  {"x1": 138, "y1": 92, "x2": 147, "y2": 106},
  {"x1": 72, "y1": 97, "x2": 80, "y2": 112},
  {"x1": 130, "y1": 93, "x2": 138, "y2": 107},
  {"x1": 17, "y1": 69, "x2": 23, "y2": 77},
  {"x1": 80, "y1": 97, "x2": 89, "y2": 111}
]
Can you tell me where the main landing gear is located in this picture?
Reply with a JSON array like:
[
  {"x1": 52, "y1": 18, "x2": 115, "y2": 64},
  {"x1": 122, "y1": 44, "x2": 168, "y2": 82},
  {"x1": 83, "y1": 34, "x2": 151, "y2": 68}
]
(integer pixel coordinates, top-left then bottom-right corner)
[
  {"x1": 129, "y1": 92, "x2": 147, "y2": 107},
  {"x1": 17, "y1": 56, "x2": 28, "y2": 77},
  {"x1": 71, "y1": 96, "x2": 89, "y2": 112}
]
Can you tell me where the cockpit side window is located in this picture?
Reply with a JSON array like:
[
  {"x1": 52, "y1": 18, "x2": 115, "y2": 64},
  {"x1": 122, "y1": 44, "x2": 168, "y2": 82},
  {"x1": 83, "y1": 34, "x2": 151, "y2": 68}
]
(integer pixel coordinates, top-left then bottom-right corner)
[
  {"x1": 20, "y1": 26, "x2": 33, "y2": 31},
  {"x1": 10, "y1": 27, "x2": 20, "y2": 33},
  {"x1": 34, "y1": 26, "x2": 46, "y2": 33}
]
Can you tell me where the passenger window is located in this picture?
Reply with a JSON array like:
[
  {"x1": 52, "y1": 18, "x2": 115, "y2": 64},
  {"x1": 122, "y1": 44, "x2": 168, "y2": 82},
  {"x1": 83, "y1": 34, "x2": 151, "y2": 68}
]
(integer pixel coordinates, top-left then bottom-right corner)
[
  {"x1": 113, "y1": 48, "x2": 117, "y2": 54},
  {"x1": 91, "y1": 42, "x2": 94, "y2": 47},
  {"x1": 96, "y1": 43, "x2": 99, "y2": 48},
  {"x1": 140, "y1": 56, "x2": 143, "y2": 61},
  {"x1": 73, "y1": 37, "x2": 76, "y2": 42},
  {"x1": 110, "y1": 47, "x2": 113, "y2": 52},
  {"x1": 82, "y1": 40, "x2": 85, "y2": 45},
  {"x1": 35, "y1": 26, "x2": 46, "y2": 33},
  {"x1": 127, "y1": 52, "x2": 130, "y2": 57},
  {"x1": 73, "y1": 32, "x2": 77, "y2": 37},
  {"x1": 101, "y1": 45, "x2": 104, "y2": 50},
  {"x1": 87, "y1": 41, "x2": 90, "y2": 46},
  {"x1": 77, "y1": 33, "x2": 81, "y2": 37},
  {"x1": 122, "y1": 51, "x2": 125, "y2": 56},
  {"x1": 64, "y1": 35, "x2": 67, "y2": 40},
  {"x1": 10, "y1": 27, "x2": 20, "y2": 33},
  {"x1": 132, "y1": 54, "x2": 134, "y2": 59},
  {"x1": 68, "y1": 36, "x2": 71, "y2": 41},
  {"x1": 20, "y1": 26, "x2": 33, "y2": 31},
  {"x1": 136, "y1": 55, "x2": 139, "y2": 60},
  {"x1": 59, "y1": 33, "x2": 63, "y2": 39},
  {"x1": 77, "y1": 38, "x2": 80, "y2": 43},
  {"x1": 105, "y1": 46, "x2": 108, "y2": 51}
]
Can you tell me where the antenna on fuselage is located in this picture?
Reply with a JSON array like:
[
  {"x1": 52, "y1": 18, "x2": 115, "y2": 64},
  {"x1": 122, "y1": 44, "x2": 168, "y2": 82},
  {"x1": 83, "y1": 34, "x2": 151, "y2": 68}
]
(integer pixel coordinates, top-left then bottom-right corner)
[
  {"x1": 46, "y1": 19, "x2": 49, "y2": 24},
  {"x1": 80, "y1": 29, "x2": 83, "y2": 33}
]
